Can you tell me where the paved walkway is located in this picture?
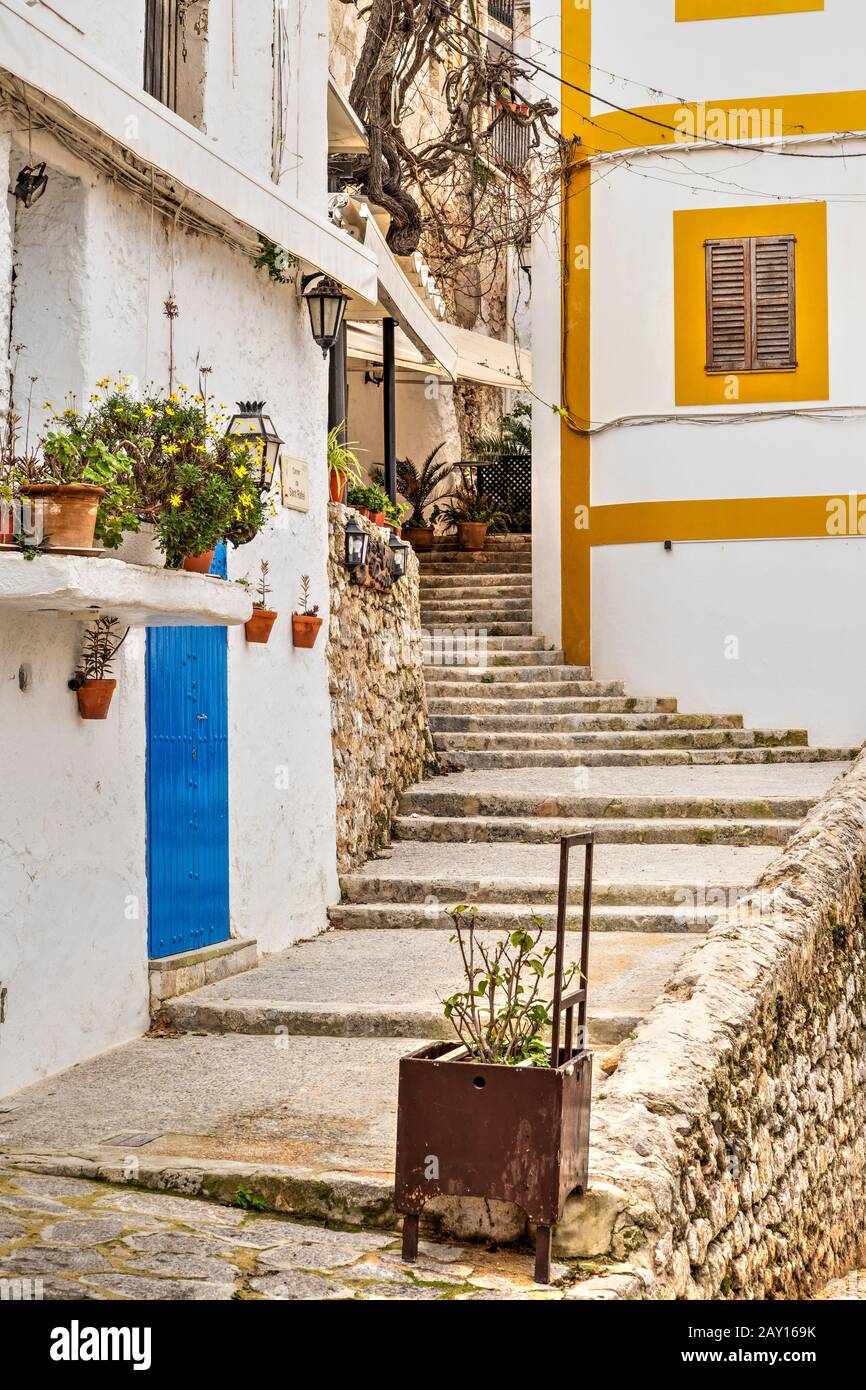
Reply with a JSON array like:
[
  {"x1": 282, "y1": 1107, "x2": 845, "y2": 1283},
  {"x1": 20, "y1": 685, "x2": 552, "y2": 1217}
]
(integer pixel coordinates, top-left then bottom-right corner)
[{"x1": 0, "y1": 1167, "x2": 574, "y2": 1300}]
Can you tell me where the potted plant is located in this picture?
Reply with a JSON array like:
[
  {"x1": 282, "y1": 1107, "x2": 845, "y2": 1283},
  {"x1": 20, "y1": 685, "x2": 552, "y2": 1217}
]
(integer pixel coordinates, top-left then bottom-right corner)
[
  {"x1": 244, "y1": 560, "x2": 278, "y2": 644},
  {"x1": 71, "y1": 616, "x2": 128, "y2": 720},
  {"x1": 375, "y1": 445, "x2": 450, "y2": 551},
  {"x1": 291, "y1": 575, "x2": 322, "y2": 648},
  {"x1": 383, "y1": 498, "x2": 409, "y2": 535},
  {"x1": 395, "y1": 836, "x2": 594, "y2": 1286},
  {"x1": 438, "y1": 468, "x2": 509, "y2": 551},
  {"x1": 328, "y1": 425, "x2": 364, "y2": 504}
]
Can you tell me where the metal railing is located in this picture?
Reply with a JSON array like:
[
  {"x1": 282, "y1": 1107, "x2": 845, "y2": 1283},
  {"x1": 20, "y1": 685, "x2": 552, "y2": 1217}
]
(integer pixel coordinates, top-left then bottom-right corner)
[
  {"x1": 491, "y1": 109, "x2": 531, "y2": 172},
  {"x1": 488, "y1": 0, "x2": 515, "y2": 26}
]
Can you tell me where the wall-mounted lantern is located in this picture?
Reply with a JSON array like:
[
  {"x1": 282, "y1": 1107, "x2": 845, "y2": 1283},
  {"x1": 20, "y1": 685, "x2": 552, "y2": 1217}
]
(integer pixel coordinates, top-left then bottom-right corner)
[
  {"x1": 225, "y1": 401, "x2": 283, "y2": 493},
  {"x1": 302, "y1": 273, "x2": 349, "y2": 358},
  {"x1": 345, "y1": 515, "x2": 370, "y2": 571},
  {"x1": 389, "y1": 531, "x2": 409, "y2": 581},
  {"x1": 11, "y1": 162, "x2": 48, "y2": 208}
]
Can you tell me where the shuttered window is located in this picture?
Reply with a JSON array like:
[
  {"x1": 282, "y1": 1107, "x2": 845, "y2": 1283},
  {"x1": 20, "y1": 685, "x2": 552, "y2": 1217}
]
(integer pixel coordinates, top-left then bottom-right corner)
[{"x1": 705, "y1": 234, "x2": 797, "y2": 372}]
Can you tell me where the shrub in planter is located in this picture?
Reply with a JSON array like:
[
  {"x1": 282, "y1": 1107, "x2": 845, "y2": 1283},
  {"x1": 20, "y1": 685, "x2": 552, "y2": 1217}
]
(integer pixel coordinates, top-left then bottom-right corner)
[
  {"x1": 438, "y1": 469, "x2": 509, "y2": 551},
  {"x1": 72, "y1": 615, "x2": 128, "y2": 720},
  {"x1": 243, "y1": 560, "x2": 278, "y2": 644},
  {"x1": 291, "y1": 575, "x2": 322, "y2": 648},
  {"x1": 347, "y1": 482, "x2": 390, "y2": 525},
  {"x1": 395, "y1": 837, "x2": 594, "y2": 1285},
  {"x1": 372, "y1": 444, "x2": 449, "y2": 550},
  {"x1": 327, "y1": 424, "x2": 364, "y2": 504}
]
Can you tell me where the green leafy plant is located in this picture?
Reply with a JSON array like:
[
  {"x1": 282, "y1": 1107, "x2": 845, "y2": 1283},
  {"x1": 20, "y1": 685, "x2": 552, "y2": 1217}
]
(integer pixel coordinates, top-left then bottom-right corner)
[
  {"x1": 234, "y1": 1186, "x2": 268, "y2": 1211},
  {"x1": 383, "y1": 497, "x2": 410, "y2": 526},
  {"x1": 437, "y1": 468, "x2": 509, "y2": 531},
  {"x1": 373, "y1": 444, "x2": 451, "y2": 529},
  {"x1": 347, "y1": 482, "x2": 390, "y2": 515},
  {"x1": 253, "y1": 234, "x2": 298, "y2": 285},
  {"x1": 442, "y1": 905, "x2": 581, "y2": 1067},
  {"x1": 76, "y1": 616, "x2": 129, "y2": 681},
  {"x1": 471, "y1": 401, "x2": 531, "y2": 460},
  {"x1": 327, "y1": 425, "x2": 364, "y2": 487},
  {"x1": 297, "y1": 575, "x2": 319, "y2": 617}
]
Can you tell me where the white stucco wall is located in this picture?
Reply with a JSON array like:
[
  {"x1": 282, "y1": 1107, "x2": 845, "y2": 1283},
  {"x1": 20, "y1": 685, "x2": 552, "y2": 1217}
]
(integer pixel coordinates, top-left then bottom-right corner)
[
  {"x1": 0, "y1": 618, "x2": 149, "y2": 1095},
  {"x1": 592, "y1": 538, "x2": 866, "y2": 748},
  {"x1": 0, "y1": 1, "x2": 340, "y2": 1093},
  {"x1": 590, "y1": 0, "x2": 866, "y2": 115},
  {"x1": 348, "y1": 373, "x2": 462, "y2": 482}
]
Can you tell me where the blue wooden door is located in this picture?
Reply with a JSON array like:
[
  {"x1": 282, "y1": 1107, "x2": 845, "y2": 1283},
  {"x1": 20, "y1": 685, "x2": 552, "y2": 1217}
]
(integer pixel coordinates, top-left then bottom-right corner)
[{"x1": 146, "y1": 550, "x2": 230, "y2": 959}]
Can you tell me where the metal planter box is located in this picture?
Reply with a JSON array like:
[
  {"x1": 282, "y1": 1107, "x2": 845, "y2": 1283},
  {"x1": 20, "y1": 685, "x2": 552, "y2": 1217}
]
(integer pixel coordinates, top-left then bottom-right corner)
[{"x1": 395, "y1": 834, "x2": 594, "y2": 1284}]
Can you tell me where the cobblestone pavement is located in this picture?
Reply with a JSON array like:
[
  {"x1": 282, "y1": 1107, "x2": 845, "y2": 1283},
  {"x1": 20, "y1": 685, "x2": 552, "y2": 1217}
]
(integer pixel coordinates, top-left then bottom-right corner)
[{"x1": 0, "y1": 1168, "x2": 575, "y2": 1301}]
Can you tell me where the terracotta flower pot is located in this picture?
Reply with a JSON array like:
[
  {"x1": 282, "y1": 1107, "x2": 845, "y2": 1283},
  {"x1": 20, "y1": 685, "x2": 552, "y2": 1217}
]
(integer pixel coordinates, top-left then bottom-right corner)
[
  {"x1": 245, "y1": 608, "x2": 278, "y2": 644},
  {"x1": 18, "y1": 483, "x2": 104, "y2": 550},
  {"x1": 183, "y1": 548, "x2": 216, "y2": 574},
  {"x1": 456, "y1": 521, "x2": 488, "y2": 552},
  {"x1": 372, "y1": 511, "x2": 386, "y2": 526},
  {"x1": 0, "y1": 501, "x2": 15, "y2": 544},
  {"x1": 292, "y1": 613, "x2": 323, "y2": 649},
  {"x1": 76, "y1": 678, "x2": 117, "y2": 720},
  {"x1": 403, "y1": 526, "x2": 434, "y2": 552},
  {"x1": 329, "y1": 469, "x2": 347, "y2": 504}
]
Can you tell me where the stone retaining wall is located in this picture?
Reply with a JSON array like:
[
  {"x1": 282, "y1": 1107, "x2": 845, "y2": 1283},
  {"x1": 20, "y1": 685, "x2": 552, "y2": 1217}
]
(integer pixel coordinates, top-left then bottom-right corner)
[
  {"x1": 565, "y1": 753, "x2": 866, "y2": 1299},
  {"x1": 327, "y1": 505, "x2": 438, "y2": 872}
]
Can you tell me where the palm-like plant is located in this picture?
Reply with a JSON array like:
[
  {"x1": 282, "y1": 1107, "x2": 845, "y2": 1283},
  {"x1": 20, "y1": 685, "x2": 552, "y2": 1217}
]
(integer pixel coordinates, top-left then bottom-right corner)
[{"x1": 374, "y1": 443, "x2": 451, "y2": 529}]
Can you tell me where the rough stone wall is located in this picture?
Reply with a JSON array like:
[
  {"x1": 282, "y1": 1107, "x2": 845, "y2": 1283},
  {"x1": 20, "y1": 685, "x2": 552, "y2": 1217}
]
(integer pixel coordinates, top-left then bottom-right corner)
[
  {"x1": 327, "y1": 506, "x2": 438, "y2": 872},
  {"x1": 564, "y1": 754, "x2": 866, "y2": 1300}
]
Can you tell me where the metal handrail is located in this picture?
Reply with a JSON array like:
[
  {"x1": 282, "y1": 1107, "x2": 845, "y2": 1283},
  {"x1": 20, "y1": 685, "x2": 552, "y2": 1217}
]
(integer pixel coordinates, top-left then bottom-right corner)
[{"x1": 549, "y1": 832, "x2": 594, "y2": 1067}]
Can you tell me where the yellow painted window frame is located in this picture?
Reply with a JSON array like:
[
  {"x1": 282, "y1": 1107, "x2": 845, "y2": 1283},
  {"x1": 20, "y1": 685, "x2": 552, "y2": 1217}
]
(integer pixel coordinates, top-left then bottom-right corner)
[
  {"x1": 673, "y1": 202, "x2": 828, "y2": 407},
  {"x1": 676, "y1": 1, "x2": 823, "y2": 20}
]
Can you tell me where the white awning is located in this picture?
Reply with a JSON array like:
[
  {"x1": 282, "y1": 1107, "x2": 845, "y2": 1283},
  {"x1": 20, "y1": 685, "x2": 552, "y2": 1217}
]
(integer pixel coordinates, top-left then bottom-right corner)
[
  {"x1": 327, "y1": 78, "x2": 368, "y2": 153},
  {"x1": 347, "y1": 321, "x2": 532, "y2": 390},
  {"x1": 0, "y1": 0, "x2": 377, "y2": 302}
]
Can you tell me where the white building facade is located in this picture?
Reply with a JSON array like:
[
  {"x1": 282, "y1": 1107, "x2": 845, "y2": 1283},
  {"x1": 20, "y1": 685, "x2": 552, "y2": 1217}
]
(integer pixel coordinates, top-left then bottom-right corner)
[
  {"x1": 0, "y1": 0, "x2": 377, "y2": 1094},
  {"x1": 533, "y1": 0, "x2": 866, "y2": 748}
]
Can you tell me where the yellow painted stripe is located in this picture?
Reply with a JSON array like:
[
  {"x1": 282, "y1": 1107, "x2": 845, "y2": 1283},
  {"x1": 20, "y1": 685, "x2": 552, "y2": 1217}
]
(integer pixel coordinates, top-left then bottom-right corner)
[
  {"x1": 579, "y1": 89, "x2": 866, "y2": 157},
  {"x1": 560, "y1": 0, "x2": 591, "y2": 666},
  {"x1": 677, "y1": 0, "x2": 823, "y2": 20},
  {"x1": 590, "y1": 495, "x2": 866, "y2": 545}
]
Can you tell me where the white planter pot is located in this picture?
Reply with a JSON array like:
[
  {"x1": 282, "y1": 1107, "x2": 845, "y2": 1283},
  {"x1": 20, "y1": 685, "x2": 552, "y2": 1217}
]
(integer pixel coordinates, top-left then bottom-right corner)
[{"x1": 114, "y1": 523, "x2": 166, "y2": 568}]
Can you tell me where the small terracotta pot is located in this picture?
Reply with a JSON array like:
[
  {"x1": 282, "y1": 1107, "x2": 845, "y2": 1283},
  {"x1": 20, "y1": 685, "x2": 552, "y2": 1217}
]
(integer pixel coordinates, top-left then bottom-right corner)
[
  {"x1": 292, "y1": 613, "x2": 323, "y2": 649},
  {"x1": 19, "y1": 483, "x2": 104, "y2": 550},
  {"x1": 456, "y1": 521, "x2": 488, "y2": 552},
  {"x1": 245, "y1": 608, "x2": 278, "y2": 644},
  {"x1": 183, "y1": 548, "x2": 216, "y2": 574},
  {"x1": 372, "y1": 511, "x2": 386, "y2": 526},
  {"x1": 76, "y1": 678, "x2": 116, "y2": 720},
  {"x1": 329, "y1": 469, "x2": 347, "y2": 504},
  {"x1": 355, "y1": 506, "x2": 370, "y2": 519},
  {"x1": 403, "y1": 526, "x2": 434, "y2": 552}
]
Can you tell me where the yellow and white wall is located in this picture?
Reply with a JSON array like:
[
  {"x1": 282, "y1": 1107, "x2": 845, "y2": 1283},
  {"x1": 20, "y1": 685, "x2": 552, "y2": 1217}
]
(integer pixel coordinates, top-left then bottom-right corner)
[{"x1": 532, "y1": 0, "x2": 866, "y2": 745}]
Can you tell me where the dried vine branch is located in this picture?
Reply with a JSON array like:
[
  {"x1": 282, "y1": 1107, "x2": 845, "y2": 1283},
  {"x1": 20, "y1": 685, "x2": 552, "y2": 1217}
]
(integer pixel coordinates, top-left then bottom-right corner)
[{"x1": 336, "y1": 0, "x2": 571, "y2": 293}]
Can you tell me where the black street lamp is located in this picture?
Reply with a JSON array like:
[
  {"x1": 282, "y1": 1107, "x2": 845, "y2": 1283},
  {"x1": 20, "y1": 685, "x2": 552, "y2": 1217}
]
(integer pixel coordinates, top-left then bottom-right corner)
[
  {"x1": 389, "y1": 531, "x2": 410, "y2": 581},
  {"x1": 225, "y1": 401, "x2": 284, "y2": 493},
  {"x1": 11, "y1": 162, "x2": 48, "y2": 208},
  {"x1": 345, "y1": 515, "x2": 370, "y2": 571},
  {"x1": 302, "y1": 273, "x2": 349, "y2": 357}
]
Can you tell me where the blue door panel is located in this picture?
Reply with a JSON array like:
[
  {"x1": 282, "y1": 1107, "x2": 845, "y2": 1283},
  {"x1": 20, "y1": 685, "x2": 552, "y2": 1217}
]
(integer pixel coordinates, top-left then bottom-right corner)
[{"x1": 146, "y1": 610, "x2": 230, "y2": 959}]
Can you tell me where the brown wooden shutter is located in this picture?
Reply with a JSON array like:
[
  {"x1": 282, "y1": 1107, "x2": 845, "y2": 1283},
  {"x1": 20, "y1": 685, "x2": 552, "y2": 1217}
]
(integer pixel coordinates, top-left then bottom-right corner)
[
  {"x1": 751, "y1": 235, "x2": 796, "y2": 370},
  {"x1": 705, "y1": 238, "x2": 750, "y2": 372}
]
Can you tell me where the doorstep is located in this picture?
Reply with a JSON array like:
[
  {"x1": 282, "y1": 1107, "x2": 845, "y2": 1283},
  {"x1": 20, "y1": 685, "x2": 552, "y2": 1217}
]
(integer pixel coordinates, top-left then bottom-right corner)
[{"x1": 149, "y1": 937, "x2": 258, "y2": 1012}]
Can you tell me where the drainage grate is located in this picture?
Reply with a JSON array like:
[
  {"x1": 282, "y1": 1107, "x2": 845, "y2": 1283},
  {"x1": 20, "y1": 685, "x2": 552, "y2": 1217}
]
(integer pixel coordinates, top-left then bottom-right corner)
[{"x1": 100, "y1": 1132, "x2": 162, "y2": 1148}]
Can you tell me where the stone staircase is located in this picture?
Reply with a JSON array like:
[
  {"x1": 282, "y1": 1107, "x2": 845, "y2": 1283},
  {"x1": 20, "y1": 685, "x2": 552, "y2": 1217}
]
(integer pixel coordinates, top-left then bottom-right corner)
[{"x1": 158, "y1": 532, "x2": 856, "y2": 1054}]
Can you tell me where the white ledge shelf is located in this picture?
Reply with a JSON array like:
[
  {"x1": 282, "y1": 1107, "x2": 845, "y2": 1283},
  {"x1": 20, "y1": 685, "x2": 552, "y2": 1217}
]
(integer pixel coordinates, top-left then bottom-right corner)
[{"x1": 0, "y1": 555, "x2": 252, "y2": 627}]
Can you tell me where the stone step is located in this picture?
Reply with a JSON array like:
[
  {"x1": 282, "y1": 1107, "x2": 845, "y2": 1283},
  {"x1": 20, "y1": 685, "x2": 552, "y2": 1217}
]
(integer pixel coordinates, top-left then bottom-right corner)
[
  {"x1": 427, "y1": 695, "x2": 680, "y2": 716},
  {"x1": 430, "y1": 711, "x2": 742, "y2": 732},
  {"x1": 419, "y1": 603, "x2": 536, "y2": 619},
  {"x1": 339, "y1": 841, "x2": 774, "y2": 908},
  {"x1": 419, "y1": 562, "x2": 533, "y2": 576},
  {"x1": 327, "y1": 901, "x2": 710, "y2": 933},
  {"x1": 157, "y1": 930, "x2": 694, "y2": 1048},
  {"x1": 421, "y1": 577, "x2": 533, "y2": 594},
  {"x1": 399, "y1": 781, "x2": 822, "y2": 819},
  {"x1": 437, "y1": 746, "x2": 854, "y2": 769},
  {"x1": 433, "y1": 728, "x2": 806, "y2": 751},
  {"x1": 427, "y1": 620, "x2": 534, "y2": 637},
  {"x1": 393, "y1": 813, "x2": 800, "y2": 846},
  {"x1": 424, "y1": 680, "x2": 625, "y2": 699},
  {"x1": 423, "y1": 665, "x2": 594, "y2": 685},
  {"x1": 424, "y1": 649, "x2": 565, "y2": 669}
]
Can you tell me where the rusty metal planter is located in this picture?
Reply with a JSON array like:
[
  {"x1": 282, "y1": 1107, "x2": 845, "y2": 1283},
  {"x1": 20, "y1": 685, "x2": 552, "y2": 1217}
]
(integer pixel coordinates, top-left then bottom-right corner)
[{"x1": 395, "y1": 833, "x2": 594, "y2": 1284}]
